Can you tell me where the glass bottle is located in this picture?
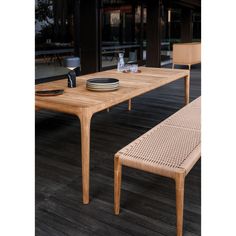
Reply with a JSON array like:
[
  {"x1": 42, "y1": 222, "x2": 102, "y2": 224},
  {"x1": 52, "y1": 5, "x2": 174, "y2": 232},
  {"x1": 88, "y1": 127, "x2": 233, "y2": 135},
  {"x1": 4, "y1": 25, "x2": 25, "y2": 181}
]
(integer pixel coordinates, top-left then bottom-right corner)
[{"x1": 117, "y1": 53, "x2": 125, "y2": 72}]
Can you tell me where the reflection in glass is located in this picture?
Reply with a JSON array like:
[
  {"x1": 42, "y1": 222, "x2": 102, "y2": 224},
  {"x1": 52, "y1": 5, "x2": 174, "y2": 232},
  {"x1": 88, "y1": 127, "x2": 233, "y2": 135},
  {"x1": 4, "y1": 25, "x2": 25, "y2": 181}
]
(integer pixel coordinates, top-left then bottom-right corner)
[
  {"x1": 110, "y1": 11, "x2": 120, "y2": 26},
  {"x1": 35, "y1": 0, "x2": 75, "y2": 80},
  {"x1": 160, "y1": 7, "x2": 182, "y2": 66},
  {"x1": 101, "y1": 0, "x2": 145, "y2": 69},
  {"x1": 193, "y1": 11, "x2": 201, "y2": 41}
]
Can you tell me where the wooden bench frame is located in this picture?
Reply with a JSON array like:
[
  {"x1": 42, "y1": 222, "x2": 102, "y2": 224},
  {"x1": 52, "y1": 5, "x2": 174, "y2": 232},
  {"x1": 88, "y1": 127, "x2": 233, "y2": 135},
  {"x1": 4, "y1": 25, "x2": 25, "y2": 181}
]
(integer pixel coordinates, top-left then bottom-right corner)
[{"x1": 114, "y1": 97, "x2": 201, "y2": 236}]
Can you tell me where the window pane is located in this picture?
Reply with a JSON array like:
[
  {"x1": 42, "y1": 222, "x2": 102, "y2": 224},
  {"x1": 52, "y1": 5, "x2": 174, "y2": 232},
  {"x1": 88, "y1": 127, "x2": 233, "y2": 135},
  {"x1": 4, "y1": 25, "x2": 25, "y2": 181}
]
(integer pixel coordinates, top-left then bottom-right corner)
[
  {"x1": 101, "y1": 0, "x2": 144, "y2": 69},
  {"x1": 35, "y1": 0, "x2": 75, "y2": 80}
]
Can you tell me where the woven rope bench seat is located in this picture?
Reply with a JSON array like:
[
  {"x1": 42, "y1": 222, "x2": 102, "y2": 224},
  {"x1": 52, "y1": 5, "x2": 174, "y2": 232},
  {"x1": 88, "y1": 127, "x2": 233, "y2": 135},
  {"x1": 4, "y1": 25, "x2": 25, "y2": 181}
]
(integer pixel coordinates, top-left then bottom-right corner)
[
  {"x1": 118, "y1": 126, "x2": 200, "y2": 178},
  {"x1": 117, "y1": 96, "x2": 201, "y2": 178},
  {"x1": 114, "y1": 97, "x2": 201, "y2": 236}
]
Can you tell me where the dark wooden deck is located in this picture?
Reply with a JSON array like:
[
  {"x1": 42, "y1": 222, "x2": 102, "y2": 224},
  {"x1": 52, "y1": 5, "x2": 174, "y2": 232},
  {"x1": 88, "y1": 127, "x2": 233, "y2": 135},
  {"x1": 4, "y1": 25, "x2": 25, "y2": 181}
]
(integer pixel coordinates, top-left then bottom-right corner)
[{"x1": 36, "y1": 65, "x2": 201, "y2": 236}]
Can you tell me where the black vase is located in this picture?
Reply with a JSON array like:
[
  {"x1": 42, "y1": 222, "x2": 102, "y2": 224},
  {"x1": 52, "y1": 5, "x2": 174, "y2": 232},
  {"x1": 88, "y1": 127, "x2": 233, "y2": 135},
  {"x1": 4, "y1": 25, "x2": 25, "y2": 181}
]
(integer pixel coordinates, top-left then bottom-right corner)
[{"x1": 67, "y1": 70, "x2": 77, "y2": 88}]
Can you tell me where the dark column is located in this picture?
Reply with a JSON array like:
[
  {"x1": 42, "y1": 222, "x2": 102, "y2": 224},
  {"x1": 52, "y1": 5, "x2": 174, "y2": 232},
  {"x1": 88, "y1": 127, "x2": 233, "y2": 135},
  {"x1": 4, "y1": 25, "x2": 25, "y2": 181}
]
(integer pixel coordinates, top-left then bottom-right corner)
[
  {"x1": 74, "y1": 0, "x2": 80, "y2": 57},
  {"x1": 80, "y1": 0, "x2": 101, "y2": 74},
  {"x1": 131, "y1": 1, "x2": 136, "y2": 43},
  {"x1": 140, "y1": 2, "x2": 144, "y2": 63},
  {"x1": 146, "y1": 0, "x2": 161, "y2": 67},
  {"x1": 73, "y1": 0, "x2": 81, "y2": 76},
  {"x1": 181, "y1": 8, "x2": 193, "y2": 43}
]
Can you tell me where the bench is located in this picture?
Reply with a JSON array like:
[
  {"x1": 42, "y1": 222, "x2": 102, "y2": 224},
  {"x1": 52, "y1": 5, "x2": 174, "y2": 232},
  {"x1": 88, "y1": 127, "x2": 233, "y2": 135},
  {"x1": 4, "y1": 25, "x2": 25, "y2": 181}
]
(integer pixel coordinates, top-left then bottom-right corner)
[{"x1": 114, "y1": 97, "x2": 201, "y2": 236}]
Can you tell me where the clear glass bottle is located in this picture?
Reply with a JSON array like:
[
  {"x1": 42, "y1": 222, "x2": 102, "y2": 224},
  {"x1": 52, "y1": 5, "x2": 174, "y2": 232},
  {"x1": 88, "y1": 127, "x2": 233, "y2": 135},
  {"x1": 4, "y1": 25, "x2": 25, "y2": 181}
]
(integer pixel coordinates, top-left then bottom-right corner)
[{"x1": 117, "y1": 53, "x2": 125, "y2": 72}]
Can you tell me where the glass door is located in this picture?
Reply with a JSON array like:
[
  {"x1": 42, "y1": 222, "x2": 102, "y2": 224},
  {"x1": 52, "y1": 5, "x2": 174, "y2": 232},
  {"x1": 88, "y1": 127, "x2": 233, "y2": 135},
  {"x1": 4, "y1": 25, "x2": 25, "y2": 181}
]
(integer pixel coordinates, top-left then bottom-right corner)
[
  {"x1": 101, "y1": 0, "x2": 144, "y2": 69},
  {"x1": 160, "y1": 6, "x2": 182, "y2": 66},
  {"x1": 35, "y1": 0, "x2": 76, "y2": 80},
  {"x1": 192, "y1": 11, "x2": 201, "y2": 42}
]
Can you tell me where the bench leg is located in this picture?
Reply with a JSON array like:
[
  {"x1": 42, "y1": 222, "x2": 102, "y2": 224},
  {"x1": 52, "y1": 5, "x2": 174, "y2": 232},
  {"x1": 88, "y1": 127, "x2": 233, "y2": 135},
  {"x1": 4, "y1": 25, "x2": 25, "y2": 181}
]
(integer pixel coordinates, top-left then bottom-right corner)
[
  {"x1": 128, "y1": 99, "x2": 132, "y2": 111},
  {"x1": 114, "y1": 156, "x2": 122, "y2": 215},
  {"x1": 175, "y1": 173, "x2": 185, "y2": 236}
]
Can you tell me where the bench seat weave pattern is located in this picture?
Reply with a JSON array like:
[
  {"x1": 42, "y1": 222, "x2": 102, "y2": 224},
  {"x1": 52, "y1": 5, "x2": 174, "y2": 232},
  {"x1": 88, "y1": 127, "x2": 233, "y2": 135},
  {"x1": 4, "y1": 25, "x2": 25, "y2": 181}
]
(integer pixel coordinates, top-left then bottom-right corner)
[{"x1": 116, "y1": 97, "x2": 201, "y2": 176}]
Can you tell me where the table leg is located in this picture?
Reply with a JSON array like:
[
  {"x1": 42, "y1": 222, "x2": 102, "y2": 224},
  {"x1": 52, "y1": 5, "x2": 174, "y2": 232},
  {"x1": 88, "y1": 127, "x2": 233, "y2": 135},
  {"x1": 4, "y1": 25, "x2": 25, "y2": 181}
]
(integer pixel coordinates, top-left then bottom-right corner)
[
  {"x1": 128, "y1": 99, "x2": 132, "y2": 111},
  {"x1": 185, "y1": 73, "x2": 190, "y2": 105},
  {"x1": 79, "y1": 112, "x2": 92, "y2": 204},
  {"x1": 35, "y1": 106, "x2": 41, "y2": 111}
]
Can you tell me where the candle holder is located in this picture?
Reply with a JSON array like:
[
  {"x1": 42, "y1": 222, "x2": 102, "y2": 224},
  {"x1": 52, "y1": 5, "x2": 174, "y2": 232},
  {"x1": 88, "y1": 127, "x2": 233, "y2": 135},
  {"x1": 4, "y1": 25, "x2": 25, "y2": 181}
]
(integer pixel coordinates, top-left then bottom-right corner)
[{"x1": 63, "y1": 57, "x2": 80, "y2": 88}]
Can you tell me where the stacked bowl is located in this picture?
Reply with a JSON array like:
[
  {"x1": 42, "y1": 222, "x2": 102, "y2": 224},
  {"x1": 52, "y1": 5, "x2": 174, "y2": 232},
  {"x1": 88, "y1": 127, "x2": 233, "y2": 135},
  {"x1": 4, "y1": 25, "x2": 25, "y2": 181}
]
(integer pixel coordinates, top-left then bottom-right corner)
[{"x1": 86, "y1": 78, "x2": 119, "y2": 91}]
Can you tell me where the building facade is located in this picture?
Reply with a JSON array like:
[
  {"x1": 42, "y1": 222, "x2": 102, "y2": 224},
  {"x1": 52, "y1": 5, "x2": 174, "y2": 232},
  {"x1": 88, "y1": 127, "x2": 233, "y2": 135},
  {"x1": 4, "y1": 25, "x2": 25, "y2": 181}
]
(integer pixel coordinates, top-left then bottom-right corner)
[{"x1": 35, "y1": 0, "x2": 201, "y2": 80}]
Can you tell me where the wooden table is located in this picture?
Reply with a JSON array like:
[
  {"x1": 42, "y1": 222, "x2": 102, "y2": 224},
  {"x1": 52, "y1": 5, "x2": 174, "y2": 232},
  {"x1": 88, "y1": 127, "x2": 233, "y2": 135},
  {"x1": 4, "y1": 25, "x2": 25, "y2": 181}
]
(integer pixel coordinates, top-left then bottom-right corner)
[{"x1": 35, "y1": 66, "x2": 190, "y2": 204}]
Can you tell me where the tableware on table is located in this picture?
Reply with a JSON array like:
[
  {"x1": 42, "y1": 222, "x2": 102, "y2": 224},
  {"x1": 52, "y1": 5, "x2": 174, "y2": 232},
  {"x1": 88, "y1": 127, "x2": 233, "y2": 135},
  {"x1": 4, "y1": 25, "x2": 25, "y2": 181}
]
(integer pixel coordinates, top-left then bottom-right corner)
[
  {"x1": 35, "y1": 89, "x2": 64, "y2": 96},
  {"x1": 123, "y1": 64, "x2": 131, "y2": 72},
  {"x1": 130, "y1": 64, "x2": 138, "y2": 73},
  {"x1": 86, "y1": 78, "x2": 119, "y2": 92},
  {"x1": 117, "y1": 53, "x2": 125, "y2": 72}
]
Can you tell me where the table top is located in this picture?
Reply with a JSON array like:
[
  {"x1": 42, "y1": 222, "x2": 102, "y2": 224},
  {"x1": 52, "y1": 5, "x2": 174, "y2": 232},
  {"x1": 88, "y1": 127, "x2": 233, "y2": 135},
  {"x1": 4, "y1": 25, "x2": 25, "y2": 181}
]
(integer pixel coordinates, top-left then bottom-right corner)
[{"x1": 35, "y1": 67, "x2": 189, "y2": 116}]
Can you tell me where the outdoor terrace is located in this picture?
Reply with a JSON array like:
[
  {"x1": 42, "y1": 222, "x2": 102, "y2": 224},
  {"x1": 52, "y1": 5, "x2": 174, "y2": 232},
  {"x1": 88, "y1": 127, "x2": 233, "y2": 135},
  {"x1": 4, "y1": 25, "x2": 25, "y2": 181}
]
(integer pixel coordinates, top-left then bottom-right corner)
[{"x1": 35, "y1": 64, "x2": 201, "y2": 236}]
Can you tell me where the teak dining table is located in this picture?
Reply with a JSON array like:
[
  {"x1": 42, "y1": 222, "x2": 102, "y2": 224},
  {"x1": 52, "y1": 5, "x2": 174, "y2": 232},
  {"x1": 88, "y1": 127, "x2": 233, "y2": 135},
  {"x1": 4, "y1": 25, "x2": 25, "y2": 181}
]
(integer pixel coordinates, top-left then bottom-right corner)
[{"x1": 35, "y1": 66, "x2": 190, "y2": 204}]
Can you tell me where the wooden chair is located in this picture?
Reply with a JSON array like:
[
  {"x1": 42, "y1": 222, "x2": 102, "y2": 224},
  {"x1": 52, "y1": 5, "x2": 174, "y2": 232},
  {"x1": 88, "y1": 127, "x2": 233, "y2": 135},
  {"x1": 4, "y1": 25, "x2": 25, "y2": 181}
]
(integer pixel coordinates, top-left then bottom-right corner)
[
  {"x1": 172, "y1": 43, "x2": 201, "y2": 70},
  {"x1": 114, "y1": 97, "x2": 201, "y2": 236}
]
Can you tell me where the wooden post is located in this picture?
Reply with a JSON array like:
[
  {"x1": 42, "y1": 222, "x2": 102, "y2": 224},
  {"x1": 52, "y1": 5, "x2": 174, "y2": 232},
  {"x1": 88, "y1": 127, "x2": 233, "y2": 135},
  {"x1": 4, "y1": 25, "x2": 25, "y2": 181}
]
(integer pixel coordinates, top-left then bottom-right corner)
[
  {"x1": 80, "y1": 0, "x2": 101, "y2": 74},
  {"x1": 146, "y1": 0, "x2": 161, "y2": 67}
]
